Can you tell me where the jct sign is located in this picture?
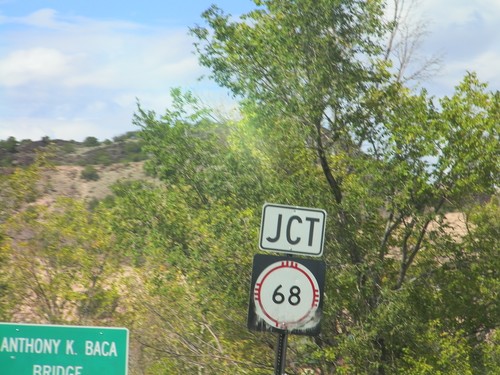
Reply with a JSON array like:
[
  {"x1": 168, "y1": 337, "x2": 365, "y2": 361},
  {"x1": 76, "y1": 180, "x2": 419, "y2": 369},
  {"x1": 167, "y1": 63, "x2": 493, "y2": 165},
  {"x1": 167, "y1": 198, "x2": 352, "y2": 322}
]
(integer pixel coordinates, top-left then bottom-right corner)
[{"x1": 259, "y1": 203, "x2": 326, "y2": 257}]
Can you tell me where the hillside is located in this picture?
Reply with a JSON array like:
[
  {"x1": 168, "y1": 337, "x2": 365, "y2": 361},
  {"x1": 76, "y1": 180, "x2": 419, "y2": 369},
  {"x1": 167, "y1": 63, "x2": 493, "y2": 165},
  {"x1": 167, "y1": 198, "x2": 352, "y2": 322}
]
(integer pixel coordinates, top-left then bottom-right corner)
[
  {"x1": 39, "y1": 162, "x2": 149, "y2": 204},
  {"x1": 1, "y1": 133, "x2": 153, "y2": 203},
  {"x1": 0, "y1": 133, "x2": 146, "y2": 167}
]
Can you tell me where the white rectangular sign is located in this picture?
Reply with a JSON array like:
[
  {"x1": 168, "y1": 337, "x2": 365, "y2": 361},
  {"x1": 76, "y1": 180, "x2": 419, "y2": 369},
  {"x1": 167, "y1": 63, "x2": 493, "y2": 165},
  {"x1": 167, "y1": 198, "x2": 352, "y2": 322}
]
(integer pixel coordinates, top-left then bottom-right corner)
[{"x1": 259, "y1": 203, "x2": 326, "y2": 257}]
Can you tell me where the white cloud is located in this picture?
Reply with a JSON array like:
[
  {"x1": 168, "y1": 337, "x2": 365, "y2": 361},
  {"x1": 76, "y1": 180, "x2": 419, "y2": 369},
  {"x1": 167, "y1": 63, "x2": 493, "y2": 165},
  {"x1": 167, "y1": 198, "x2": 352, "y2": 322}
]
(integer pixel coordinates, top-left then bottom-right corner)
[
  {"x1": 417, "y1": 0, "x2": 500, "y2": 26},
  {"x1": 0, "y1": 47, "x2": 74, "y2": 87},
  {"x1": 438, "y1": 49, "x2": 500, "y2": 90},
  {"x1": 0, "y1": 8, "x2": 220, "y2": 140},
  {"x1": 1, "y1": 3, "x2": 497, "y2": 141},
  {"x1": 1, "y1": 10, "x2": 202, "y2": 90},
  {"x1": 21, "y1": 8, "x2": 61, "y2": 29},
  {"x1": 2, "y1": 8, "x2": 140, "y2": 31},
  {"x1": 467, "y1": 50, "x2": 500, "y2": 85},
  {"x1": 400, "y1": 0, "x2": 500, "y2": 95}
]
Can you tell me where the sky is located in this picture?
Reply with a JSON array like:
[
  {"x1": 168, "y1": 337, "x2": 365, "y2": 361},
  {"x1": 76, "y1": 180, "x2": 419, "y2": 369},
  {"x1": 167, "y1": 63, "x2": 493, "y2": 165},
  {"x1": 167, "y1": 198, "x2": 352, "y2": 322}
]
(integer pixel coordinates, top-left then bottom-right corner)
[{"x1": 1, "y1": 0, "x2": 499, "y2": 142}]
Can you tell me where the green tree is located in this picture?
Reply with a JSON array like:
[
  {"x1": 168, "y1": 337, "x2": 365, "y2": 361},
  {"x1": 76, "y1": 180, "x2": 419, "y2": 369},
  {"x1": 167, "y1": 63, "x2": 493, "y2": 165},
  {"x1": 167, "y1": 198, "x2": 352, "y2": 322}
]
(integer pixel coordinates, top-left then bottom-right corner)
[
  {"x1": 82, "y1": 136, "x2": 100, "y2": 147},
  {"x1": 2, "y1": 198, "x2": 122, "y2": 325},
  {"x1": 192, "y1": 0, "x2": 390, "y2": 205},
  {"x1": 130, "y1": 79, "x2": 498, "y2": 373},
  {"x1": 0, "y1": 154, "x2": 52, "y2": 319},
  {"x1": 80, "y1": 165, "x2": 100, "y2": 181},
  {"x1": 184, "y1": 1, "x2": 500, "y2": 373},
  {"x1": 116, "y1": 90, "x2": 282, "y2": 372},
  {"x1": 0, "y1": 136, "x2": 18, "y2": 153}
]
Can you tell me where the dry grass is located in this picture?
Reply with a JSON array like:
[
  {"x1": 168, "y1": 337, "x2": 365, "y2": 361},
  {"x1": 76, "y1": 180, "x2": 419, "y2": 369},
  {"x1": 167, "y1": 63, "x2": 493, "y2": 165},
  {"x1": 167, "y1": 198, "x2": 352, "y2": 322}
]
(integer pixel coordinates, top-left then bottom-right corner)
[{"x1": 36, "y1": 161, "x2": 152, "y2": 205}]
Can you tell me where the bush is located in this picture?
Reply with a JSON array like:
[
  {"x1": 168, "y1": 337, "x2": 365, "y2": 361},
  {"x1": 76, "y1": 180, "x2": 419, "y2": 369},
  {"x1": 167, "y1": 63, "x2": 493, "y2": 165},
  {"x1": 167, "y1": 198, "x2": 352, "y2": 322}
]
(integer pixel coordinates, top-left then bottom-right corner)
[
  {"x1": 80, "y1": 166, "x2": 100, "y2": 181},
  {"x1": 123, "y1": 141, "x2": 147, "y2": 162},
  {"x1": 83, "y1": 136, "x2": 100, "y2": 147},
  {"x1": 0, "y1": 137, "x2": 18, "y2": 153},
  {"x1": 113, "y1": 131, "x2": 138, "y2": 142},
  {"x1": 60, "y1": 143, "x2": 76, "y2": 154},
  {"x1": 78, "y1": 150, "x2": 112, "y2": 166}
]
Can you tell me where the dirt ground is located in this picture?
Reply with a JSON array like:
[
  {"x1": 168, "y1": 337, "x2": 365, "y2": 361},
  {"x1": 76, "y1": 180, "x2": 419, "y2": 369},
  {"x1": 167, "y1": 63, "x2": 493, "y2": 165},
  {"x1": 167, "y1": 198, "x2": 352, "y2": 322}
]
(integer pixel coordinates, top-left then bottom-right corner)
[{"x1": 37, "y1": 161, "x2": 151, "y2": 205}]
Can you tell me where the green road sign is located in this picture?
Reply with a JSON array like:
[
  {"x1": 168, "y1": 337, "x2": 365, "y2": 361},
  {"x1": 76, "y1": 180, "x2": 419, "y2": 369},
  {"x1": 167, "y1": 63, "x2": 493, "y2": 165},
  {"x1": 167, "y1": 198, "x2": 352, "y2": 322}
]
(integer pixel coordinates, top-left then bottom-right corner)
[{"x1": 0, "y1": 323, "x2": 128, "y2": 375}]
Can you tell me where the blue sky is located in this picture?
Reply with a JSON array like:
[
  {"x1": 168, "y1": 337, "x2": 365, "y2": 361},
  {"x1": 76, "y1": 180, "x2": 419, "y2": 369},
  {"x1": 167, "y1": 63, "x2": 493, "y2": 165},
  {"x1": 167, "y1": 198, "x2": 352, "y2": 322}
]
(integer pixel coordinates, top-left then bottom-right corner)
[{"x1": 1, "y1": 0, "x2": 499, "y2": 141}]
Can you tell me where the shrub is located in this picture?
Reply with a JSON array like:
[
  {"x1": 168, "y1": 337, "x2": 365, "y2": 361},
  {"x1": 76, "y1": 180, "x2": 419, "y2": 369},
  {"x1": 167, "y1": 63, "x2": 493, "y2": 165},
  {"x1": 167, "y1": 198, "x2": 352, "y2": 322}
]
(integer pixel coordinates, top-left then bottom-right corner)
[
  {"x1": 0, "y1": 137, "x2": 19, "y2": 153},
  {"x1": 60, "y1": 143, "x2": 76, "y2": 154},
  {"x1": 83, "y1": 136, "x2": 100, "y2": 147},
  {"x1": 80, "y1": 165, "x2": 100, "y2": 181}
]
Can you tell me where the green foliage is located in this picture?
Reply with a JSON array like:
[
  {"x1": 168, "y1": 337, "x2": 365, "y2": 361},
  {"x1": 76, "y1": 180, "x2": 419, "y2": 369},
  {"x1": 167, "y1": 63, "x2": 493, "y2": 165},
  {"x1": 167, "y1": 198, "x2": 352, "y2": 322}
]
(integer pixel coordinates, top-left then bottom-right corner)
[
  {"x1": 108, "y1": 176, "x2": 271, "y2": 373},
  {"x1": 82, "y1": 136, "x2": 100, "y2": 147},
  {"x1": 122, "y1": 140, "x2": 147, "y2": 162},
  {"x1": 80, "y1": 149, "x2": 113, "y2": 165},
  {"x1": 399, "y1": 321, "x2": 474, "y2": 375},
  {"x1": 113, "y1": 131, "x2": 139, "y2": 142},
  {"x1": 0, "y1": 154, "x2": 50, "y2": 223},
  {"x1": 127, "y1": 75, "x2": 499, "y2": 373},
  {"x1": 135, "y1": 88, "x2": 270, "y2": 208},
  {"x1": 2, "y1": 198, "x2": 122, "y2": 324},
  {"x1": 60, "y1": 142, "x2": 76, "y2": 154},
  {"x1": 77, "y1": 140, "x2": 146, "y2": 166},
  {"x1": 0, "y1": 2, "x2": 498, "y2": 374},
  {"x1": 0, "y1": 137, "x2": 19, "y2": 166},
  {"x1": 0, "y1": 156, "x2": 51, "y2": 319},
  {"x1": 0, "y1": 136, "x2": 18, "y2": 153},
  {"x1": 183, "y1": 1, "x2": 500, "y2": 373},
  {"x1": 482, "y1": 329, "x2": 500, "y2": 374},
  {"x1": 80, "y1": 165, "x2": 100, "y2": 181},
  {"x1": 192, "y1": 0, "x2": 388, "y2": 110},
  {"x1": 0, "y1": 154, "x2": 14, "y2": 167}
]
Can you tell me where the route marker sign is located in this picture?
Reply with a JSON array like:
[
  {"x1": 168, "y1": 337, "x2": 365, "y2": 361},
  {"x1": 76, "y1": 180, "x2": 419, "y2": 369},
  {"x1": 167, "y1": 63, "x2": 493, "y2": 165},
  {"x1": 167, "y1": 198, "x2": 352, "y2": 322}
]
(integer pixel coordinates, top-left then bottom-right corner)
[
  {"x1": 0, "y1": 323, "x2": 128, "y2": 375},
  {"x1": 247, "y1": 254, "x2": 326, "y2": 336},
  {"x1": 259, "y1": 203, "x2": 326, "y2": 257}
]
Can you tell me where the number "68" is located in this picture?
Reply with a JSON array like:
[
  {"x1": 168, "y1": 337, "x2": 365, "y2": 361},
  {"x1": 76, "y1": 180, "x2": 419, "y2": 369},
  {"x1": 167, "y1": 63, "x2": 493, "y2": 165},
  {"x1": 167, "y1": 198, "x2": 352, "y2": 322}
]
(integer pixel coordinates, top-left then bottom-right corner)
[{"x1": 272, "y1": 284, "x2": 301, "y2": 306}]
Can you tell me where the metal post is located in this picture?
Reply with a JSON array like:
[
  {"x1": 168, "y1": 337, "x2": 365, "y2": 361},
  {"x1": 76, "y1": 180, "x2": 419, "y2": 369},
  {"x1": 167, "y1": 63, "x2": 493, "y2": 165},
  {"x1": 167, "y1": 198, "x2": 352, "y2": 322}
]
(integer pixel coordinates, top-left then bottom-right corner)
[{"x1": 274, "y1": 332, "x2": 288, "y2": 374}]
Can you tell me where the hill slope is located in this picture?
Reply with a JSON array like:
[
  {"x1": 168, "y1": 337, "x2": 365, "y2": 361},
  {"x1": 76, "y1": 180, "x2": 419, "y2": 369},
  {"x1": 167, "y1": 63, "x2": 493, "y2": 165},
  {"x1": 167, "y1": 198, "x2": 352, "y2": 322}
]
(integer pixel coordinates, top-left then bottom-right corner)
[{"x1": 1, "y1": 135, "x2": 153, "y2": 204}]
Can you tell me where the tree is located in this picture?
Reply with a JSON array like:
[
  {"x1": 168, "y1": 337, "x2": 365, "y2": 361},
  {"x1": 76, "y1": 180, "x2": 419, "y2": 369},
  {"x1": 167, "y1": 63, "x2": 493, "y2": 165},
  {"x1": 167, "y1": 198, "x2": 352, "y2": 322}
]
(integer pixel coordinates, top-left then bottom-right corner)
[
  {"x1": 123, "y1": 79, "x2": 498, "y2": 372},
  {"x1": 0, "y1": 153, "x2": 53, "y2": 319},
  {"x1": 193, "y1": 0, "x2": 390, "y2": 204},
  {"x1": 187, "y1": 1, "x2": 499, "y2": 373},
  {"x1": 82, "y1": 136, "x2": 100, "y2": 147},
  {"x1": 2, "y1": 198, "x2": 122, "y2": 325},
  {"x1": 0, "y1": 136, "x2": 18, "y2": 153},
  {"x1": 127, "y1": 94, "x2": 278, "y2": 372}
]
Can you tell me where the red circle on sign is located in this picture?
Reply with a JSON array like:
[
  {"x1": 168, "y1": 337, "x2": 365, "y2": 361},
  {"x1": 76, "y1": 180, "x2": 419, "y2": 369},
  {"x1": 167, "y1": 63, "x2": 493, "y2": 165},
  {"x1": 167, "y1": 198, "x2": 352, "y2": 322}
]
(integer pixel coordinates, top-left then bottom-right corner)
[{"x1": 254, "y1": 260, "x2": 320, "y2": 330}]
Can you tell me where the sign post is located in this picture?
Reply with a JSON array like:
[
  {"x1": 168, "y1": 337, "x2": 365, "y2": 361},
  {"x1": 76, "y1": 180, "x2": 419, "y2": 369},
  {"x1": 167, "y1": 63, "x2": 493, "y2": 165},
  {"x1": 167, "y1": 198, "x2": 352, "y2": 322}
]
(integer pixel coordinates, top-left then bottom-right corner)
[
  {"x1": 0, "y1": 323, "x2": 128, "y2": 375},
  {"x1": 274, "y1": 332, "x2": 287, "y2": 375}
]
